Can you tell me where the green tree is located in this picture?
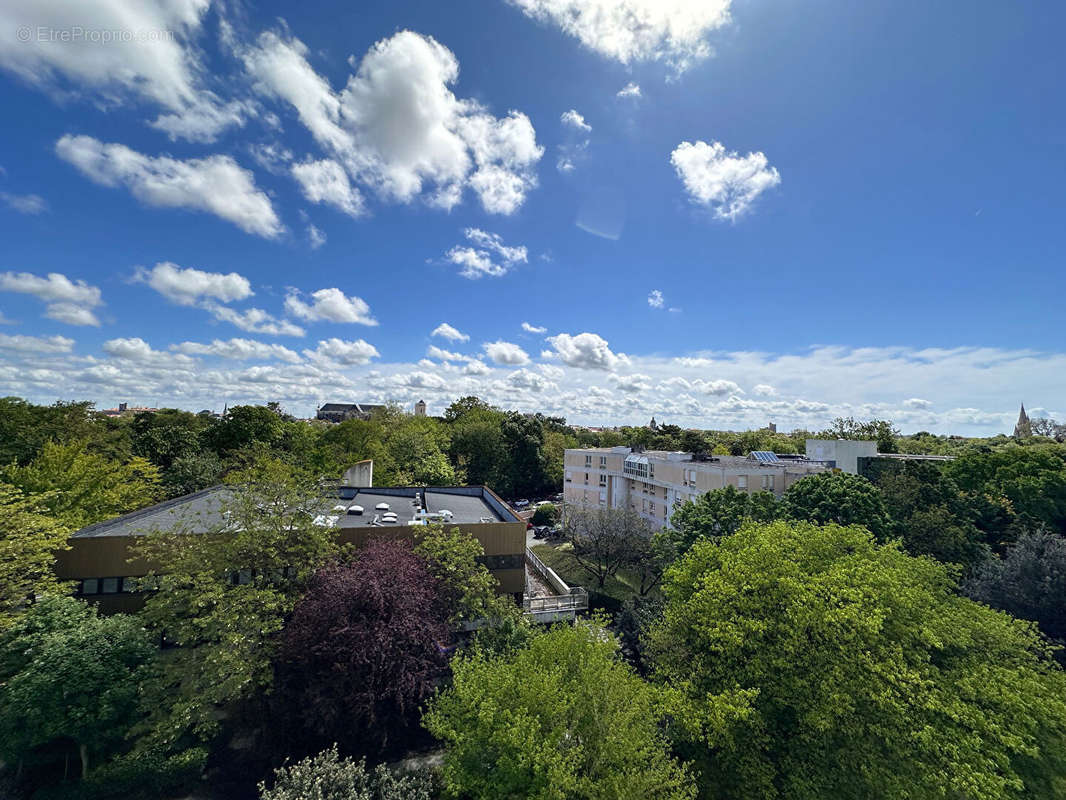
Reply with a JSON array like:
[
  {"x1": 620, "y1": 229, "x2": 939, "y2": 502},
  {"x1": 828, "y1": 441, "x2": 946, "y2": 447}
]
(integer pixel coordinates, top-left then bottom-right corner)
[
  {"x1": 0, "y1": 398, "x2": 99, "y2": 465},
  {"x1": 130, "y1": 408, "x2": 212, "y2": 472},
  {"x1": 531, "y1": 502, "x2": 559, "y2": 526},
  {"x1": 0, "y1": 485, "x2": 70, "y2": 628},
  {"x1": 648, "y1": 520, "x2": 1066, "y2": 800},
  {"x1": 424, "y1": 622, "x2": 696, "y2": 800},
  {"x1": 2, "y1": 439, "x2": 160, "y2": 528},
  {"x1": 947, "y1": 445, "x2": 1066, "y2": 535},
  {"x1": 782, "y1": 471, "x2": 891, "y2": 538},
  {"x1": 133, "y1": 458, "x2": 338, "y2": 746},
  {"x1": 413, "y1": 525, "x2": 516, "y2": 623},
  {"x1": 259, "y1": 745, "x2": 432, "y2": 800},
  {"x1": 819, "y1": 417, "x2": 900, "y2": 453},
  {"x1": 0, "y1": 597, "x2": 154, "y2": 779},
  {"x1": 671, "y1": 486, "x2": 761, "y2": 551},
  {"x1": 205, "y1": 404, "x2": 285, "y2": 457}
]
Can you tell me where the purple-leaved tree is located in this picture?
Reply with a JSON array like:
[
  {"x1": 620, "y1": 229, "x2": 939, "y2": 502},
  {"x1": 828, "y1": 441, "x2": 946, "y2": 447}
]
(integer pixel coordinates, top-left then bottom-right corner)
[{"x1": 278, "y1": 539, "x2": 450, "y2": 755}]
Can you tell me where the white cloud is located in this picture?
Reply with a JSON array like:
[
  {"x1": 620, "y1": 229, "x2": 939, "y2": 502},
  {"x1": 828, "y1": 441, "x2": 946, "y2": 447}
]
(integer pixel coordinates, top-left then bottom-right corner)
[
  {"x1": 0, "y1": 192, "x2": 48, "y2": 214},
  {"x1": 427, "y1": 345, "x2": 469, "y2": 363},
  {"x1": 204, "y1": 304, "x2": 305, "y2": 337},
  {"x1": 0, "y1": 333, "x2": 74, "y2": 353},
  {"x1": 611, "y1": 373, "x2": 652, "y2": 393},
  {"x1": 617, "y1": 82, "x2": 642, "y2": 98},
  {"x1": 291, "y1": 159, "x2": 366, "y2": 217},
  {"x1": 463, "y1": 359, "x2": 491, "y2": 376},
  {"x1": 244, "y1": 29, "x2": 543, "y2": 215},
  {"x1": 249, "y1": 142, "x2": 294, "y2": 174},
  {"x1": 308, "y1": 224, "x2": 327, "y2": 250},
  {"x1": 752, "y1": 384, "x2": 776, "y2": 396},
  {"x1": 904, "y1": 397, "x2": 933, "y2": 410},
  {"x1": 55, "y1": 135, "x2": 283, "y2": 237},
  {"x1": 304, "y1": 338, "x2": 379, "y2": 365},
  {"x1": 0, "y1": 271, "x2": 103, "y2": 326},
  {"x1": 483, "y1": 340, "x2": 531, "y2": 365},
  {"x1": 0, "y1": 0, "x2": 246, "y2": 142},
  {"x1": 560, "y1": 109, "x2": 591, "y2": 132},
  {"x1": 545, "y1": 332, "x2": 628, "y2": 371},
  {"x1": 172, "y1": 338, "x2": 302, "y2": 364},
  {"x1": 432, "y1": 322, "x2": 469, "y2": 342},
  {"x1": 648, "y1": 289, "x2": 664, "y2": 309},
  {"x1": 556, "y1": 109, "x2": 592, "y2": 173},
  {"x1": 508, "y1": 0, "x2": 732, "y2": 74},
  {"x1": 507, "y1": 368, "x2": 556, "y2": 392},
  {"x1": 103, "y1": 337, "x2": 195, "y2": 366},
  {"x1": 134, "y1": 262, "x2": 253, "y2": 306},
  {"x1": 444, "y1": 228, "x2": 527, "y2": 279},
  {"x1": 671, "y1": 140, "x2": 781, "y2": 221},
  {"x1": 284, "y1": 288, "x2": 377, "y2": 325},
  {"x1": 522, "y1": 322, "x2": 547, "y2": 334}
]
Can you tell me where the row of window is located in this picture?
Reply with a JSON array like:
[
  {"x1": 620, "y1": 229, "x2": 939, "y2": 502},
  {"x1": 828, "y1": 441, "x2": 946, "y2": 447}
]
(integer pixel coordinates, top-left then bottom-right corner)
[
  {"x1": 78, "y1": 577, "x2": 137, "y2": 595},
  {"x1": 736, "y1": 475, "x2": 775, "y2": 491},
  {"x1": 583, "y1": 454, "x2": 609, "y2": 467}
]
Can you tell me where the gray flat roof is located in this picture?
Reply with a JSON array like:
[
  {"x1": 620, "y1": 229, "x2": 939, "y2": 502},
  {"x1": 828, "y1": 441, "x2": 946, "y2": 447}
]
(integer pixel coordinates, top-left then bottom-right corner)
[
  {"x1": 334, "y1": 486, "x2": 515, "y2": 528},
  {"x1": 72, "y1": 486, "x2": 236, "y2": 539},
  {"x1": 71, "y1": 484, "x2": 518, "y2": 539}
]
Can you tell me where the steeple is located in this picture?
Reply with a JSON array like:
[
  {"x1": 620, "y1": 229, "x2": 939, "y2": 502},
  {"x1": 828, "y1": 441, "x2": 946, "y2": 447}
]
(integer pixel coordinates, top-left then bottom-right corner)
[{"x1": 1013, "y1": 403, "x2": 1031, "y2": 438}]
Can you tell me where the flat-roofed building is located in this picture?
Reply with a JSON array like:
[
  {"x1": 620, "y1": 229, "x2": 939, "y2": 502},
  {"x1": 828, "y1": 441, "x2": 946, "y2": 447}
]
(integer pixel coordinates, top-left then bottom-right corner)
[
  {"x1": 563, "y1": 446, "x2": 828, "y2": 529},
  {"x1": 55, "y1": 484, "x2": 526, "y2": 614}
]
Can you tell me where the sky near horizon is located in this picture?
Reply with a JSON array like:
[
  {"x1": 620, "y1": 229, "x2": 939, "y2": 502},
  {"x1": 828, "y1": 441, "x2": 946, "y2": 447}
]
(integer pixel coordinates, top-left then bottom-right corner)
[{"x1": 0, "y1": 0, "x2": 1063, "y2": 434}]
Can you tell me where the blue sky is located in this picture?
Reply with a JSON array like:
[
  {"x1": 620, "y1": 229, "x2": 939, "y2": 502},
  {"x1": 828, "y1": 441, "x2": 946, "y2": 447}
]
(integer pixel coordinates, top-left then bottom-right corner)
[{"x1": 0, "y1": 0, "x2": 1064, "y2": 433}]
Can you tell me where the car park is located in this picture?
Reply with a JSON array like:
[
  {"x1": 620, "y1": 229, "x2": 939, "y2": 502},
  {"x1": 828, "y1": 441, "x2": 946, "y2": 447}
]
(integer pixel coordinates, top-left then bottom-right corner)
[{"x1": 513, "y1": 499, "x2": 530, "y2": 509}]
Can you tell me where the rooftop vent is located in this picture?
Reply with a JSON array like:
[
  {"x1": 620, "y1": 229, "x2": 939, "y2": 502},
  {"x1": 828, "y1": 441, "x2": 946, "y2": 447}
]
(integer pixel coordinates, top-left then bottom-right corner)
[
  {"x1": 347, "y1": 505, "x2": 364, "y2": 516},
  {"x1": 375, "y1": 502, "x2": 390, "y2": 511}
]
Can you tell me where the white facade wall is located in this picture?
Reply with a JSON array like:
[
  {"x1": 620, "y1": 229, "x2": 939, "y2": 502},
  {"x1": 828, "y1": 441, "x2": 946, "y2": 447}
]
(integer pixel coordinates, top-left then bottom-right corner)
[{"x1": 804, "y1": 439, "x2": 878, "y2": 474}]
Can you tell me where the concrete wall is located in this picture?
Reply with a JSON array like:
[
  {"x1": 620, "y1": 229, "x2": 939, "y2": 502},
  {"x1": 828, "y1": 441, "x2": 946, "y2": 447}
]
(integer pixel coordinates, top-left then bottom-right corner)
[{"x1": 805, "y1": 439, "x2": 878, "y2": 474}]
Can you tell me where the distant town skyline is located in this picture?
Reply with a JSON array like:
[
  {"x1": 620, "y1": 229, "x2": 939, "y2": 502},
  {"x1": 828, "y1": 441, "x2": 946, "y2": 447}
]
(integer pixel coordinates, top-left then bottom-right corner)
[{"x1": 1, "y1": 0, "x2": 1064, "y2": 435}]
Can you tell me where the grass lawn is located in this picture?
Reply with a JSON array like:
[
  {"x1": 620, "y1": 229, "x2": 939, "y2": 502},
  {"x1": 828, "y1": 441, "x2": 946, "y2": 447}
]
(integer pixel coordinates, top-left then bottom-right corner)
[{"x1": 531, "y1": 544, "x2": 659, "y2": 604}]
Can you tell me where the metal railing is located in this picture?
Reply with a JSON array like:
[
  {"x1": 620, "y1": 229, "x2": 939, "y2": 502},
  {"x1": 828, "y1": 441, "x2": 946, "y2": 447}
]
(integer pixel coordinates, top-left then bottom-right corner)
[{"x1": 524, "y1": 547, "x2": 589, "y2": 621}]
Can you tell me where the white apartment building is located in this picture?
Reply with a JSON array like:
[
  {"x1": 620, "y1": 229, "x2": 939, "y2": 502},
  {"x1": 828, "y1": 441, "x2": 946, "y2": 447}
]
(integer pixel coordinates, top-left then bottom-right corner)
[{"x1": 563, "y1": 447, "x2": 828, "y2": 529}]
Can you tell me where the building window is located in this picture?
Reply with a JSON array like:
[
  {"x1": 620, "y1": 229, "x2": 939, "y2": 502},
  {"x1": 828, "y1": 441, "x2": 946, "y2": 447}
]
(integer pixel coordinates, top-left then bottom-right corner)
[
  {"x1": 599, "y1": 473, "x2": 607, "y2": 486},
  {"x1": 762, "y1": 475, "x2": 775, "y2": 491},
  {"x1": 585, "y1": 454, "x2": 593, "y2": 467},
  {"x1": 585, "y1": 472, "x2": 589, "y2": 484},
  {"x1": 101, "y1": 577, "x2": 120, "y2": 594},
  {"x1": 81, "y1": 578, "x2": 99, "y2": 595},
  {"x1": 737, "y1": 475, "x2": 748, "y2": 490},
  {"x1": 600, "y1": 455, "x2": 607, "y2": 467},
  {"x1": 649, "y1": 502, "x2": 656, "y2": 515}
]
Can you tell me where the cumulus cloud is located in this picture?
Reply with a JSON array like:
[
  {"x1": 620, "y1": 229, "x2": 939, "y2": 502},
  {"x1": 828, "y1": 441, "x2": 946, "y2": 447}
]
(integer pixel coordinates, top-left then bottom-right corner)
[
  {"x1": 0, "y1": 333, "x2": 74, "y2": 353},
  {"x1": 304, "y1": 338, "x2": 379, "y2": 365},
  {"x1": 557, "y1": 108, "x2": 592, "y2": 172},
  {"x1": 0, "y1": 0, "x2": 246, "y2": 142},
  {"x1": 617, "y1": 82, "x2": 642, "y2": 98},
  {"x1": 560, "y1": 109, "x2": 591, "y2": 132},
  {"x1": 431, "y1": 322, "x2": 469, "y2": 342},
  {"x1": 55, "y1": 135, "x2": 283, "y2": 237},
  {"x1": 291, "y1": 159, "x2": 366, "y2": 217},
  {"x1": 648, "y1": 289, "x2": 664, "y2": 309},
  {"x1": 522, "y1": 322, "x2": 547, "y2": 334},
  {"x1": 545, "y1": 332, "x2": 628, "y2": 370},
  {"x1": 243, "y1": 29, "x2": 543, "y2": 214},
  {"x1": 463, "y1": 360, "x2": 491, "y2": 376},
  {"x1": 904, "y1": 397, "x2": 933, "y2": 410},
  {"x1": 507, "y1": 368, "x2": 556, "y2": 392},
  {"x1": 671, "y1": 139, "x2": 781, "y2": 221},
  {"x1": 444, "y1": 228, "x2": 527, "y2": 279},
  {"x1": 134, "y1": 262, "x2": 253, "y2": 306},
  {"x1": 752, "y1": 384, "x2": 776, "y2": 396},
  {"x1": 483, "y1": 340, "x2": 531, "y2": 365},
  {"x1": 507, "y1": 0, "x2": 732, "y2": 74},
  {"x1": 284, "y1": 288, "x2": 377, "y2": 325},
  {"x1": 204, "y1": 304, "x2": 305, "y2": 337},
  {"x1": 0, "y1": 271, "x2": 103, "y2": 326},
  {"x1": 103, "y1": 337, "x2": 194, "y2": 365},
  {"x1": 172, "y1": 338, "x2": 302, "y2": 364},
  {"x1": 0, "y1": 192, "x2": 48, "y2": 214}
]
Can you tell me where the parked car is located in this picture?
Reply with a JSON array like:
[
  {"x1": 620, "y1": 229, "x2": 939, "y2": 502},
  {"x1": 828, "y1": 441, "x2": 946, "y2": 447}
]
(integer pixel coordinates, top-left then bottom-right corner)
[
  {"x1": 532, "y1": 525, "x2": 550, "y2": 539},
  {"x1": 513, "y1": 499, "x2": 530, "y2": 509},
  {"x1": 550, "y1": 493, "x2": 564, "y2": 502}
]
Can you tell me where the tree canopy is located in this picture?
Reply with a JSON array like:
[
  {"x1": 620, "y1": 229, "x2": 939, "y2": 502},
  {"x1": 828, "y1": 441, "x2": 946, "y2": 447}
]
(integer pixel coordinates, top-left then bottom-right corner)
[
  {"x1": 648, "y1": 520, "x2": 1066, "y2": 800},
  {"x1": 782, "y1": 471, "x2": 891, "y2": 538},
  {"x1": 424, "y1": 622, "x2": 696, "y2": 800}
]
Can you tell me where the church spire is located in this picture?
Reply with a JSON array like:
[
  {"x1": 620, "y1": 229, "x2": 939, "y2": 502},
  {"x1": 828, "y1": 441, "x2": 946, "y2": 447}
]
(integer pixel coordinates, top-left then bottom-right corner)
[{"x1": 1013, "y1": 403, "x2": 1031, "y2": 438}]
